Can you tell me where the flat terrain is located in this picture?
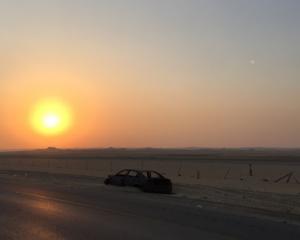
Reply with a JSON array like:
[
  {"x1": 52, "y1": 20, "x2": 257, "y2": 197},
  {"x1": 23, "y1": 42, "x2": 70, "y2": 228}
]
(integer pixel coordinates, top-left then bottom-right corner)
[
  {"x1": 0, "y1": 172, "x2": 299, "y2": 240},
  {"x1": 1, "y1": 148, "x2": 300, "y2": 194},
  {"x1": 1, "y1": 148, "x2": 300, "y2": 162}
]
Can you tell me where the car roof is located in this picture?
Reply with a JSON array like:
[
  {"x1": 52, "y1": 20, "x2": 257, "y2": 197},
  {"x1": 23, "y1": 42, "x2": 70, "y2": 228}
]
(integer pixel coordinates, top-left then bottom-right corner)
[
  {"x1": 120, "y1": 169, "x2": 161, "y2": 172},
  {"x1": 118, "y1": 169, "x2": 163, "y2": 175},
  {"x1": 121, "y1": 169, "x2": 141, "y2": 172}
]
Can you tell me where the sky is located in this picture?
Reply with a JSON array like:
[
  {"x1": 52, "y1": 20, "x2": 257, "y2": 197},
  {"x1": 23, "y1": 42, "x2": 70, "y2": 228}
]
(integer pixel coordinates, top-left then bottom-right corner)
[{"x1": 0, "y1": 0, "x2": 299, "y2": 149}]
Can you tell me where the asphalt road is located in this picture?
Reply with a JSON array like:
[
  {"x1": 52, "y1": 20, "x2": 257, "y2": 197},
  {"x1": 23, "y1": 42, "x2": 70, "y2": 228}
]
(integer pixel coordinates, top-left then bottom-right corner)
[{"x1": 0, "y1": 174, "x2": 299, "y2": 240}]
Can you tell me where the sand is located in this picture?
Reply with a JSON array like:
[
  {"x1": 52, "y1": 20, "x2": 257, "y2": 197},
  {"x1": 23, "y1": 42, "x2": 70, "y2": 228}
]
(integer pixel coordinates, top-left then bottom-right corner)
[{"x1": 0, "y1": 148, "x2": 299, "y2": 195}]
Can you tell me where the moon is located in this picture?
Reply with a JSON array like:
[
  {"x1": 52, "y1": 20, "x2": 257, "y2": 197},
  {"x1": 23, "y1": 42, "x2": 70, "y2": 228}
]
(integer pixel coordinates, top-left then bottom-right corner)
[
  {"x1": 249, "y1": 59, "x2": 256, "y2": 65},
  {"x1": 30, "y1": 98, "x2": 73, "y2": 136}
]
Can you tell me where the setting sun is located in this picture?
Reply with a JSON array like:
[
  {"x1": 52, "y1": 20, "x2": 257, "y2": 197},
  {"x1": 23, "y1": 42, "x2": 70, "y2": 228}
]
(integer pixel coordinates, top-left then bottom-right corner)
[
  {"x1": 43, "y1": 114, "x2": 60, "y2": 129},
  {"x1": 30, "y1": 99, "x2": 73, "y2": 136}
]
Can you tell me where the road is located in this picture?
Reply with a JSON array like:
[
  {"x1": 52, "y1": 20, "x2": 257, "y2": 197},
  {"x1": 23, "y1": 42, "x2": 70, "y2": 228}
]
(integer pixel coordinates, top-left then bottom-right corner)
[{"x1": 0, "y1": 173, "x2": 299, "y2": 240}]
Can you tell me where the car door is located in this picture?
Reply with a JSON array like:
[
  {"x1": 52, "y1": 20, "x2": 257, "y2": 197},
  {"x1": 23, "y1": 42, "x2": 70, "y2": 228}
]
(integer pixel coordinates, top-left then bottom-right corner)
[
  {"x1": 124, "y1": 170, "x2": 139, "y2": 186},
  {"x1": 148, "y1": 171, "x2": 166, "y2": 185},
  {"x1": 113, "y1": 169, "x2": 129, "y2": 185}
]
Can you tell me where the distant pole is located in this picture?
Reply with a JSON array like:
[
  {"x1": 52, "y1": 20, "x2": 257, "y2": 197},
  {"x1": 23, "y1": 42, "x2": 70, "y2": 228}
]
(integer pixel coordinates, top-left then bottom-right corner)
[
  {"x1": 86, "y1": 159, "x2": 89, "y2": 171},
  {"x1": 249, "y1": 164, "x2": 253, "y2": 177},
  {"x1": 177, "y1": 160, "x2": 182, "y2": 177},
  {"x1": 110, "y1": 159, "x2": 112, "y2": 173},
  {"x1": 196, "y1": 170, "x2": 200, "y2": 180},
  {"x1": 224, "y1": 168, "x2": 231, "y2": 179}
]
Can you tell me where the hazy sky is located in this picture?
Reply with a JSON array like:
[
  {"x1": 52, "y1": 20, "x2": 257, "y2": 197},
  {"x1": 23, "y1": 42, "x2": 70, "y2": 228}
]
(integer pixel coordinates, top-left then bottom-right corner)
[{"x1": 0, "y1": 0, "x2": 299, "y2": 149}]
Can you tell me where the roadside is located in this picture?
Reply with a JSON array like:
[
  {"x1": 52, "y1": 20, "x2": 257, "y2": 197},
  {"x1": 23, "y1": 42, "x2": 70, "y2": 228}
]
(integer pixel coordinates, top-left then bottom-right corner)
[
  {"x1": 1, "y1": 170, "x2": 300, "y2": 224},
  {"x1": 174, "y1": 184, "x2": 300, "y2": 223}
]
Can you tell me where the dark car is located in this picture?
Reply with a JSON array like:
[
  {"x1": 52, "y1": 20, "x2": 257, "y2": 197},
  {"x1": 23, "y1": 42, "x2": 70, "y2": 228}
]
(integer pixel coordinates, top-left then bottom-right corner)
[{"x1": 104, "y1": 169, "x2": 172, "y2": 194}]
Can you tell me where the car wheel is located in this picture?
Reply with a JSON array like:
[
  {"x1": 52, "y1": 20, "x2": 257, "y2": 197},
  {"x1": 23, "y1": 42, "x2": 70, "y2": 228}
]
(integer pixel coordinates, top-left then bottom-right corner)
[{"x1": 141, "y1": 183, "x2": 151, "y2": 192}]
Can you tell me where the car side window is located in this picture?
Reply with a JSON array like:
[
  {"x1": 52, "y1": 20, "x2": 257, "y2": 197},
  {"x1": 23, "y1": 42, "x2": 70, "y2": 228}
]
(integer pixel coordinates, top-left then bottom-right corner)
[
  {"x1": 117, "y1": 170, "x2": 129, "y2": 176},
  {"x1": 142, "y1": 171, "x2": 150, "y2": 178},
  {"x1": 141, "y1": 172, "x2": 148, "y2": 178},
  {"x1": 150, "y1": 171, "x2": 162, "y2": 179},
  {"x1": 128, "y1": 170, "x2": 138, "y2": 177}
]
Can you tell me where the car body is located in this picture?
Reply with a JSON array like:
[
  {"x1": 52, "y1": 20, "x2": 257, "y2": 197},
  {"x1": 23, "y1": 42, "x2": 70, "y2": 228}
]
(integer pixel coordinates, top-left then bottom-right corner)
[{"x1": 104, "y1": 169, "x2": 172, "y2": 194}]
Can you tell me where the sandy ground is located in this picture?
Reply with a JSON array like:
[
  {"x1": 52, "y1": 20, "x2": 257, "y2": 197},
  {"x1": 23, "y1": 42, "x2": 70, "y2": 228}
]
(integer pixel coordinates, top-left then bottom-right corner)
[
  {"x1": 1, "y1": 170, "x2": 299, "y2": 222},
  {"x1": 0, "y1": 148, "x2": 299, "y2": 219},
  {"x1": 1, "y1": 158, "x2": 299, "y2": 194},
  {"x1": 1, "y1": 172, "x2": 300, "y2": 240},
  {"x1": 174, "y1": 184, "x2": 300, "y2": 218}
]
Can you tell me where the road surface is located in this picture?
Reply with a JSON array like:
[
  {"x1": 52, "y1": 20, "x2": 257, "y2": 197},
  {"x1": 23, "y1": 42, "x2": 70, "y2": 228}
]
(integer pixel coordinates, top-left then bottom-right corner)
[{"x1": 0, "y1": 173, "x2": 299, "y2": 240}]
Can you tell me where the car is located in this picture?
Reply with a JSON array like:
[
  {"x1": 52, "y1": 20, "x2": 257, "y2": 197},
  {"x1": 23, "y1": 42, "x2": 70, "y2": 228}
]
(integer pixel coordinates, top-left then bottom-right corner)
[{"x1": 104, "y1": 169, "x2": 173, "y2": 194}]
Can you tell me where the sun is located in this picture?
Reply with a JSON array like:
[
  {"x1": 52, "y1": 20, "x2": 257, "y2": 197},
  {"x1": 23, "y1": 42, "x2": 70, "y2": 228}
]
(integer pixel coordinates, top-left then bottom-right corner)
[
  {"x1": 43, "y1": 114, "x2": 60, "y2": 129},
  {"x1": 30, "y1": 99, "x2": 73, "y2": 136}
]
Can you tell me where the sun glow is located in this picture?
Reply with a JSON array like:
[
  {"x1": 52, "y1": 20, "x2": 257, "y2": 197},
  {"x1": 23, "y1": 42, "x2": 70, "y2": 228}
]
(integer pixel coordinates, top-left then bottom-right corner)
[{"x1": 30, "y1": 99, "x2": 73, "y2": 136}]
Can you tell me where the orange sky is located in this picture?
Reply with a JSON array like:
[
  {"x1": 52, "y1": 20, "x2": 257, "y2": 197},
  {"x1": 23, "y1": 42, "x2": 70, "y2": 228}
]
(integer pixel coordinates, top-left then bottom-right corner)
[{"x1": 0, "y1": 1, "x2": 299, "y2": 149}]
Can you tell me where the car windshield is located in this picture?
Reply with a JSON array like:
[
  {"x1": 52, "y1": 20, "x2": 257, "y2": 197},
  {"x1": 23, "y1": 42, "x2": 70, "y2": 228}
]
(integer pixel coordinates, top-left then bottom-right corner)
[
  {"x1": 117, "y1": 170, "x2": 129, "y2": 176},
  {"x1": 150, "y1": 171, "x2": 163, "y2": 179},
  {"x1": 128, "y1": 170, "x2": 139, "y2": 177}
]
